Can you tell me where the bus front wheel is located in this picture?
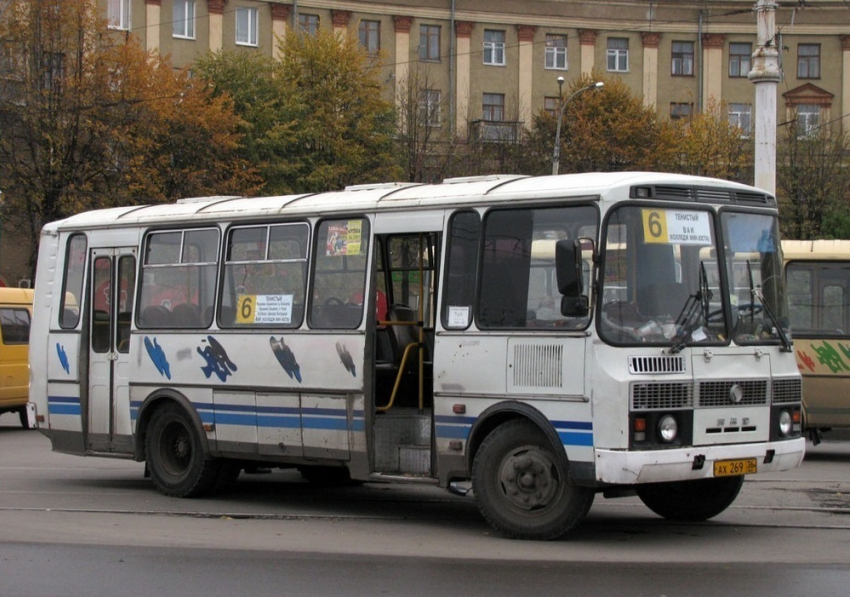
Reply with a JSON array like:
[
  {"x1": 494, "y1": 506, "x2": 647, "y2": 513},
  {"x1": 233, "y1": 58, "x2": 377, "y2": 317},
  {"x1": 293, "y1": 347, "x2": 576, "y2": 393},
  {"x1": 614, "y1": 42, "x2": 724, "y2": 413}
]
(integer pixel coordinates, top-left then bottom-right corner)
[
  {"x1": 471, "y1": 419, "x2": 594, "y2": 540},
  {"x1": 145, "y1": 403, "x2": 220, "y2": 498},
  {"x1": 636, "y1": 476, "x2": 744, "y2": 521}
]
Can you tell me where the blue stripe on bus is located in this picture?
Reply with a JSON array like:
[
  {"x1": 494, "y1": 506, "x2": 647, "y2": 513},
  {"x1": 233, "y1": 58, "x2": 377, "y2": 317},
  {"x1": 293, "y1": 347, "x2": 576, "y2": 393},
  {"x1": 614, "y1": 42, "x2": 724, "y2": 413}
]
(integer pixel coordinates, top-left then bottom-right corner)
[
  {"x1": 557, "y1": 430, "x2": 594, "y2": 446},
  {"x1": 47, "y1": 396, "x2": 81, "y2": 416},
  {"x1": 130, "y1": 399, "x2": 360, "y2": 431}
]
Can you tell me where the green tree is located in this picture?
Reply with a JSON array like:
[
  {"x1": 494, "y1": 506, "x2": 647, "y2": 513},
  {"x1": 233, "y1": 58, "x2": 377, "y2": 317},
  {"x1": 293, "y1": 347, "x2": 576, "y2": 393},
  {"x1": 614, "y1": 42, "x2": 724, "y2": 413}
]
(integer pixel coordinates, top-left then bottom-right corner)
[
  {"x1": 198, "y1": 28, "x2": 402, "y2": 194},
  {"x1": 0, "y1": 0, "x2": 259, "y2": 275}
]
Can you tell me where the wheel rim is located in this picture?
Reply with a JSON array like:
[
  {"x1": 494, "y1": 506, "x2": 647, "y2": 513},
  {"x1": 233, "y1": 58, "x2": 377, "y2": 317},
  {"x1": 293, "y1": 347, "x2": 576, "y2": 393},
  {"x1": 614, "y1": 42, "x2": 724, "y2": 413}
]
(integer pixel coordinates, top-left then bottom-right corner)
[
  {"x1": 158, "y1": 420, "x2": 192, "y2": 478},
  {"x1": 497, "y1": 445, "x2": 561, "y2": 511}
]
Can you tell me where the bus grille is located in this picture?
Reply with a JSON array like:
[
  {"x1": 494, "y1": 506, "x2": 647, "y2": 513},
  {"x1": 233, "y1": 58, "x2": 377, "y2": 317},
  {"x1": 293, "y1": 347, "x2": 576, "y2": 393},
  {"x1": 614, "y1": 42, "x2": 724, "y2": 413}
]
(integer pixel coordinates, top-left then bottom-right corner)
[
  {"x1": 698, "y1": 380, "x2": 768, "y2": 407},
  {"x1": 772, "y1": 378, "x2": 803, "y2": 404},
  {"x1": 631, "y1": 382, "x2": 693, "y2": 410},
  {"x1": 629, "y1": 355, "x2": 685, "y2": 374}
]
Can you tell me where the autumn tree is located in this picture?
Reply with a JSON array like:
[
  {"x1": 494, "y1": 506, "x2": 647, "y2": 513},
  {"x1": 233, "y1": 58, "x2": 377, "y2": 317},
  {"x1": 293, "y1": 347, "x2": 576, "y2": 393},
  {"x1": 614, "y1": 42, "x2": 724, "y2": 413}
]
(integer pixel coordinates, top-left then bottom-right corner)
[
  {"x1": 777, "y1": 119, "x2": 850, "y2": 239},
  {"x1": 0, "y1": 0, "x2": 259, "y2": 276},
  {"x1": 670, "y1": 98, "x2": 753, "y2": 183},
  {"x1": 525, "y1": 73, "x2": 677, "y2": 175}
]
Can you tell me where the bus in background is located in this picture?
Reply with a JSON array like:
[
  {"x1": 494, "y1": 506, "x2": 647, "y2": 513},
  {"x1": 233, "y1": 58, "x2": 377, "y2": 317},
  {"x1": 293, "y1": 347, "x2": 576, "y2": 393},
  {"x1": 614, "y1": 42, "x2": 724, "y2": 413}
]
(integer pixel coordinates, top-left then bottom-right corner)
[
  {"x1": 783, "y1": 239, "x2": 850, "y2": 443},
  {"x1": 28, "y1": 172, "x2": 804, "y2": 540},
  {"x1": 0, "y1": 287, "x2": 34, "y2": 428}
]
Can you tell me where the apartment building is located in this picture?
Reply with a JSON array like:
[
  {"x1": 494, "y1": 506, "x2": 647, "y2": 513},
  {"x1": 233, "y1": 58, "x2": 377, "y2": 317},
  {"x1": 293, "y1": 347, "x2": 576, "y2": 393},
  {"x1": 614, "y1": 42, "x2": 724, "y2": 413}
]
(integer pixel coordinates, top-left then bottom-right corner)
[{"x1": 106, "y1": 0, "x2": 850, "y2": 141}]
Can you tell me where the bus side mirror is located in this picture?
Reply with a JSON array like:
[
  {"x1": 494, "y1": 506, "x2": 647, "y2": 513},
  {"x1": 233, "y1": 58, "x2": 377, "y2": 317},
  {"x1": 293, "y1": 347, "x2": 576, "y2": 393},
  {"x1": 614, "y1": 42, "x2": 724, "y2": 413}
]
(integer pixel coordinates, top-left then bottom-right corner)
[{"x1": 556, "y1": 239, "x2": 589, "y2": 317}]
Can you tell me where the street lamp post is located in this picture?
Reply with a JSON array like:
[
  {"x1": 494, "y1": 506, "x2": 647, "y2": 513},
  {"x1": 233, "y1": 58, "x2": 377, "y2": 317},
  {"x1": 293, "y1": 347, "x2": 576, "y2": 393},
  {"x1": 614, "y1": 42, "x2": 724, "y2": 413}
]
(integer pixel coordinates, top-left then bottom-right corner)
[{"x1": 552, "y1": 80, "x2": 604, "y2": 176}]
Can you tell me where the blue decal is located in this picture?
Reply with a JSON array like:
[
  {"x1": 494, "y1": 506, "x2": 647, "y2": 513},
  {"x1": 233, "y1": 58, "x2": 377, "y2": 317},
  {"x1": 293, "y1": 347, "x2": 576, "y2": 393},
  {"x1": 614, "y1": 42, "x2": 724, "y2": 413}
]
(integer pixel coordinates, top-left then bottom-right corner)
[
  {"x1": 335, "y1": 342, "x2": 356, "y2": 377},
  {"x1": 56, "y1": 343, "x2": 70, "y2": 374},
  {"x1": 197, "y1": 335, "x2": 237, "y2": 382},
  {"x1": 144, "y1": 336, "x2": 171, "y2": 379},
  {"x1": 270, "y1": 336, "x2": 302, "y2": 382}
]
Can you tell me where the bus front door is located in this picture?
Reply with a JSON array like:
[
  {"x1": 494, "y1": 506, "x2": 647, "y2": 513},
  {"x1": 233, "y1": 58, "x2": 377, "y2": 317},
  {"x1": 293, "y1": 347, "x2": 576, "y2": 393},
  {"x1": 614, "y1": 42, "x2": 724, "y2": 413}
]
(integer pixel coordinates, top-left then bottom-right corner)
[{"x1": 86, "y1": 248, "x2": 136, "y2": 453}]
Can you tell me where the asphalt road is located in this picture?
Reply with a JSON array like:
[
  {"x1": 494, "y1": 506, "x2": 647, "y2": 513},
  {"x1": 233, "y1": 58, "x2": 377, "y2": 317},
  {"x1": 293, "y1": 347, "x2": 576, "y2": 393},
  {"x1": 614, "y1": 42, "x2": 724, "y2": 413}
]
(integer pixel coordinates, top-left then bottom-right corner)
[{"x1": 1, "y1": 413, "x2": 849, "y2": 596}]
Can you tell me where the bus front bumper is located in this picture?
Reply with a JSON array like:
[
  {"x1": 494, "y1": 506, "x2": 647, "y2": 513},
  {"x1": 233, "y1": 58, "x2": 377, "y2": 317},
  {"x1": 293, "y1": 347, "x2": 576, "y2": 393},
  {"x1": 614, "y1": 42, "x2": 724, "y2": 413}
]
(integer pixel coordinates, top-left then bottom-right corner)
[{"x1": 594, "y1": 437, "x2": 806, "y2": 485}]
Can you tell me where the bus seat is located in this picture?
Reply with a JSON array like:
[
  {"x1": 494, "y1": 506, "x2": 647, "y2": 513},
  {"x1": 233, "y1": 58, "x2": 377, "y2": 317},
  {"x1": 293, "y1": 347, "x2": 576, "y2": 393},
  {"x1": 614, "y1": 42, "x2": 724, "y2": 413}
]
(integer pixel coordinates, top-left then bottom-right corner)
[
  {"x1": 141, "y1": 305, "x2": 172, "y2": 327},
  {"x1": 388, "y1": 304, "x2": 422, "y2": 369},
  {"x1": 172, "y1": 303, "x2": 202, "y2": 327}
]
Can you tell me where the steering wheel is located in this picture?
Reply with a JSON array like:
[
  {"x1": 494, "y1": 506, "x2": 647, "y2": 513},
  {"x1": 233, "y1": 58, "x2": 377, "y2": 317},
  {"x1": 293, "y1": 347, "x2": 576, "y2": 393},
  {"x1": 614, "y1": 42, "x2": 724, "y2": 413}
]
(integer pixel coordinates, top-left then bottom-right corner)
[{"x1": 323, "y1": 297, "x2": 345, "y2": 307}]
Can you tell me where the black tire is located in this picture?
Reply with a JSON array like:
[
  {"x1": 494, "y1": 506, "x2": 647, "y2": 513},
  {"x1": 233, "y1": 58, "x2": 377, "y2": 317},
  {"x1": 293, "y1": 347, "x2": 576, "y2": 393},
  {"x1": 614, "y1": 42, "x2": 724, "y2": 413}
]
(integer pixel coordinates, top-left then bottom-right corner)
[
  {"x1": 636, "y1": 476, "x2": 744, "y2": 522},
  {"x1": 471, "y1": 419, "x2": 594, "y2": 540},
  {"x1": 145, "y1": 403, "x2": 220, "y2": 497},
  {"x1": 18, "y1": 407, "x2": 30, "y2": 429}
]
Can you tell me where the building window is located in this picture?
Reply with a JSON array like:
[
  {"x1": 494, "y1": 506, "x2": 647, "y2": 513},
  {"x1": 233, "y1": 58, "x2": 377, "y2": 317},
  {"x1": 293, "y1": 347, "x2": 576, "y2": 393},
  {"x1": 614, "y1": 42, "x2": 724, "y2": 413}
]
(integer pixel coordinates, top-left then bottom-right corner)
[
  {"x1": 419, "y1": 89, "x2": 442, "y2": 127},
  {"x1": 359, "y1": 20, "x2": 380, "y2": 54},
  {"x1": 544, "y1": 96, "x2": 559, "y2": 117},
  {"x1": 729, "y1": 42, "x2": 751, "y2": 78},
  {"x1": 419, "y1": 25, "x2": 441, "y2": 61},
  {"x1": 607, "y1": 38, "x2": 629, "y2": 72},
  {"x1": 796, "y1": 104, "x2": 820, "y2": 134},
  {"x1": 173, "y1": 0, "x2": 195, "y2": 39},
  {"x1": 672, "y1": 41, "x2": 694, "y2": 76},
  {"x1": 670, "y1": 102, "x2": 693, "y2": 121},
  {"x1": 108, "y1": 0, "x2": 131, "y2": 30},
  {"x1": 483, "y1": 93, "x2": 505, "y2": 121},
  {"x1": 299, "y1": 14, "x2": 320, "y2": 36},
  {"x1": 728, "y1": 103, "x2": 752, "y2": 135},
  {"x1": 545, "y1": 34, "x2": 568, "y2": 70},
  {"x1": 797, "y1": 44, "x2": 820, "y2": 79},
  {"x1": 483, "y1": 30, "x2": 506, "y2": 66},
  {"x1": 236, "y1": 7, "x2": 259, "y2": 47}
]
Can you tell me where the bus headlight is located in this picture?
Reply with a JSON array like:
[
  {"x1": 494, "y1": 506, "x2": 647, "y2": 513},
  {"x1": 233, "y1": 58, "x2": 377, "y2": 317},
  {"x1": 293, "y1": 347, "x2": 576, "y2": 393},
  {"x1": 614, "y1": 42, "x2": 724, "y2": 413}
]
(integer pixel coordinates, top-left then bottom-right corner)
[
  {"x1": 658, "y1": 414, "x2": 678, "y2": 443},
  {"x1": 778, "y1": 409, "x2": 793, "y2": 437}
]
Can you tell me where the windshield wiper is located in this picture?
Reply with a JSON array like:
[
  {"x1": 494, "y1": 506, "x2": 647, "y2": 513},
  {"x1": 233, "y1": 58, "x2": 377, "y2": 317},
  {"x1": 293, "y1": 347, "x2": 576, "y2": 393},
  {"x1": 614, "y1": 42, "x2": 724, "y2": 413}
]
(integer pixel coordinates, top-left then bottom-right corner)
[
  {"x1": 752, "y1": 286, "x2": 793, "y2": 352},
  {"x1": 669, "y1": 262, "x2": 712, "y2": 354}
]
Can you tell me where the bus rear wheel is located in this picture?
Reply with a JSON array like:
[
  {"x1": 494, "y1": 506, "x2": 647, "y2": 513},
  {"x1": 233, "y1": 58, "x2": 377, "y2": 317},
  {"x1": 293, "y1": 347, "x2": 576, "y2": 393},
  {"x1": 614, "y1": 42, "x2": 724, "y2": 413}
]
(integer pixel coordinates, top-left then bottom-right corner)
[
  {"x1": 145, "y1": 403, "x2": 220, "y2": 498},
  {"x1": 636, "y1": 476, "x2": 744, "y2": 521},
  {"x1": 472, "y1": 419, "x2": 594, "y2": 540}
]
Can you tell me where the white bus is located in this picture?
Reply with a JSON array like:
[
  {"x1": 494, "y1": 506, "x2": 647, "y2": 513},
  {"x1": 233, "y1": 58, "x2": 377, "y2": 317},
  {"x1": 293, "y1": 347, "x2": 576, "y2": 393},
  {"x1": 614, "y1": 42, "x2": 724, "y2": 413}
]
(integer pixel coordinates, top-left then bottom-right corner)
[
  {"x1": 28, "y1": 172, "x2": 805, "y2": 540},
  {"x1": 783, "y1": 239, "x2": 850, "y2": 442}
]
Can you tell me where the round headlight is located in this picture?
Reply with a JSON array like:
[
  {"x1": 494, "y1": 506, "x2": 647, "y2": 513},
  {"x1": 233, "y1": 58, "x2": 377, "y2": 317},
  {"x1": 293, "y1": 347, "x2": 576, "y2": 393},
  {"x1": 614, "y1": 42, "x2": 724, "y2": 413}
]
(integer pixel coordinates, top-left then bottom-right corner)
[
  {"x1": 658, "y1": 414, "x2": 678, "y2": 443},
  {"x1": 778, "y1": 409, "x2": 792, "y2": 436}
]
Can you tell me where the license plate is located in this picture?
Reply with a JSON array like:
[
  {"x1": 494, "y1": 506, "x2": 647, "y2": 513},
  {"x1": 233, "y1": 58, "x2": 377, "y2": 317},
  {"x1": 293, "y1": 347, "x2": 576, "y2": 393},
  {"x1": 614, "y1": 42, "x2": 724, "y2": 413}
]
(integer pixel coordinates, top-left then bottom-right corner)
[{"x1": 713, "y1": 458, "x2": 757, "y2": 477}]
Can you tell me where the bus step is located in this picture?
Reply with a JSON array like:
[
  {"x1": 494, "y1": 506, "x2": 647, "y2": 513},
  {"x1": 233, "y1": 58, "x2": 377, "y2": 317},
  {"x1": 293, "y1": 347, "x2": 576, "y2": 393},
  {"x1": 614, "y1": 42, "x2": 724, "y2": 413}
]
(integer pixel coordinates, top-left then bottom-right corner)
[
  {"x1": 399, "y1": 444, "x2": 431, "y2": 475},
  {"x1": 368, "y1": 472, "x2": 439, "y2": 484}
]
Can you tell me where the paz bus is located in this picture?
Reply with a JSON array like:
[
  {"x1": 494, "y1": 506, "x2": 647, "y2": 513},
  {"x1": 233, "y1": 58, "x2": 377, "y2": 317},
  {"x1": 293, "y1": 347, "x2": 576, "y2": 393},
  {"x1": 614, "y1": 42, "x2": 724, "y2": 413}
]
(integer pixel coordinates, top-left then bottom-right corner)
[
  {"x1": 28, "y1": 172, "x2": 805, "y2": 540},
  {"x1": 783, "y1": 239, "x2": 850, "y2": 442}
]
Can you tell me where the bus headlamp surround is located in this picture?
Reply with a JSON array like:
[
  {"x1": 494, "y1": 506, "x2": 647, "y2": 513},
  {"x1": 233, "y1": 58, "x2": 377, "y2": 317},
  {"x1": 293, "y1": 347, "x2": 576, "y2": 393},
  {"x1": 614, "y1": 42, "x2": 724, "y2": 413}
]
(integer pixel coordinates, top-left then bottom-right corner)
[
  {"x1": 658, "y1": 414, "x2": 678, "y2": 443},
  {"x1": 778, "y1": 409, "x2": 793, "y2": 437}
]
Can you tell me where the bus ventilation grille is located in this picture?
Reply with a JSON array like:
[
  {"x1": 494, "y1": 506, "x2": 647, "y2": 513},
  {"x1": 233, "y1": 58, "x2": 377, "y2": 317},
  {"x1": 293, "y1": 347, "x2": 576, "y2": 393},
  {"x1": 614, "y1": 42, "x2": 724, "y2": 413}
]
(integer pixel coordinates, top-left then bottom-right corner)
[{"x1": 629, "y1": 355, "x2": 685, "y2": 375}]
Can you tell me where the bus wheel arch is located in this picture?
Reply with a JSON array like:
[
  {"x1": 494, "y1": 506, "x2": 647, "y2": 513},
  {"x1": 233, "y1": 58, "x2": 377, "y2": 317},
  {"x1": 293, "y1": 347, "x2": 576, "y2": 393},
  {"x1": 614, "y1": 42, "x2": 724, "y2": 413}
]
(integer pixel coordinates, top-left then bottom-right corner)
[
  {"x1": 139, "y1": 392, "x2": 220, "y2": 498},
  {"x1": 135, "y1": 390, "x2": 211, "y2": 462},
  {"x1": 469, "y1": 406, "x2": 594, "y2": 540}
]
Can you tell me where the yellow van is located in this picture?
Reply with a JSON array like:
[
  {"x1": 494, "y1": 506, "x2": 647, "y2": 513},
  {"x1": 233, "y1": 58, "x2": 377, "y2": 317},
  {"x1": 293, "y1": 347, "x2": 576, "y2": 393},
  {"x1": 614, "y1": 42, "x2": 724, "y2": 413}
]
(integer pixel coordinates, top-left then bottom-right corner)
[
  {"x1": 783, "y1": 240, "x2": 850, "y2": 442},
  {"x1": 0, "y1": 287, "x2": 34, "y2": 428}
]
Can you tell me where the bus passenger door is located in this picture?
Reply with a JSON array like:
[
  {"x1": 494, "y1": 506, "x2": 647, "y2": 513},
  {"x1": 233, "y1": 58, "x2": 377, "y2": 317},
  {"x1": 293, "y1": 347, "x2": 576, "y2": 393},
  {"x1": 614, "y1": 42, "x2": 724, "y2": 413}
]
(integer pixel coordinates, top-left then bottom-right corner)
[{"x1": 87, "y1": 248, "x2": 136, "y2": 453}]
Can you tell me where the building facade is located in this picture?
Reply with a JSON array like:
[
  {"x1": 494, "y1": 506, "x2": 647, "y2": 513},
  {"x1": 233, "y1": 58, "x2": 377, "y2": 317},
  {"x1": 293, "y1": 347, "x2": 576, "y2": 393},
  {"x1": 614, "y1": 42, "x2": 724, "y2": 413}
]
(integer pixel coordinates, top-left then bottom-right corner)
[{"x1": 108, "y1": 0, "x2": 850, "y2": 141}]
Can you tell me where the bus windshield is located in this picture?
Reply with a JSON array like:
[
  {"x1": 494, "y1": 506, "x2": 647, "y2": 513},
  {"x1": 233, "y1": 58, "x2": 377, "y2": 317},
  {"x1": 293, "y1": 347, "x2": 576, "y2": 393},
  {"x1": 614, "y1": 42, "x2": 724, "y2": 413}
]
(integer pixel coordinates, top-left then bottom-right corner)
[
  {"x1": 600, "y1": 205, "x2": 724, "y2": 347},
  {"x1": 599, "y1": 206, "x2": 789, "y2": 349},
  {"x1": 721, "y1": 211, "x2": 789, "y2": 347}
]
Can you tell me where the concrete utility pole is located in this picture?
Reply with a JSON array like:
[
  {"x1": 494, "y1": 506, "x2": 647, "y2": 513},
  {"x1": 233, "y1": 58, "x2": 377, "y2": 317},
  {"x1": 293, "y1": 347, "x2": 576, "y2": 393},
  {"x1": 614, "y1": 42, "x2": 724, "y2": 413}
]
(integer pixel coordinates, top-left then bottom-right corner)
[{"x1": 748, "y1": 0, "x2": 782, "y2": 194}]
